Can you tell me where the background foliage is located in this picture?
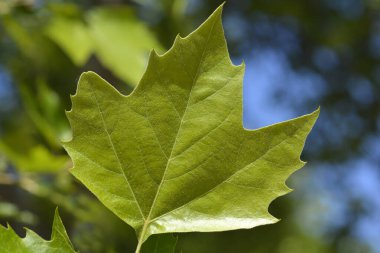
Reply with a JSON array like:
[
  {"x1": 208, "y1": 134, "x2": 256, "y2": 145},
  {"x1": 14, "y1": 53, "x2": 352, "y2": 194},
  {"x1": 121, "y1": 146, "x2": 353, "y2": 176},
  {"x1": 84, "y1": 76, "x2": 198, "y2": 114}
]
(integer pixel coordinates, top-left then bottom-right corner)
[{"x1": 0, "y1": 0, "x2": 379, "y2": 252}]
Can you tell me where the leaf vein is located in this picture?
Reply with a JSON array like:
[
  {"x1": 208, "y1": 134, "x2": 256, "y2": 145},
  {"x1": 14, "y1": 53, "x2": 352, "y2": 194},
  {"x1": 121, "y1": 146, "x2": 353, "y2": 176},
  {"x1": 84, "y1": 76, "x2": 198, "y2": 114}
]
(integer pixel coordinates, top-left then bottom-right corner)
[
  {"x1": 89, "y1": 85, "x2": 146, "y2": 220},
  {"x1": 152, "y1": 121, "x2": 308, "y2": 222},
  {"x1": 139, "y1": 14, "x2": 220, "y2": 239}
]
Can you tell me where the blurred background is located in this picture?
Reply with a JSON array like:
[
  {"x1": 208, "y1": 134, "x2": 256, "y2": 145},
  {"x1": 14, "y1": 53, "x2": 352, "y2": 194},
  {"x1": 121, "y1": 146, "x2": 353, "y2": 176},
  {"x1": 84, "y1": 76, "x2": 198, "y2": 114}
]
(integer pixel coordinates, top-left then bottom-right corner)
[{"x1": 0, "y1": 0, "x2": 379, "y2": 252}]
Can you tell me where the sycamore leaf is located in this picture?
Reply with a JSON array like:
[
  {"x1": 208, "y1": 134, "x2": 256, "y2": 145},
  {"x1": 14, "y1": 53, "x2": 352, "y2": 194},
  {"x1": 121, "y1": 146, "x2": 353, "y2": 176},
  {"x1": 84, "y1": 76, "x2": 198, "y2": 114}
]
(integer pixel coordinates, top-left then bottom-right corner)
[
  {"x1": 64, "y1": 4, "x2": 319, "y2": 251},
  {"x1": 0, "y1": 209, "x2": 77, "y2": 253}
]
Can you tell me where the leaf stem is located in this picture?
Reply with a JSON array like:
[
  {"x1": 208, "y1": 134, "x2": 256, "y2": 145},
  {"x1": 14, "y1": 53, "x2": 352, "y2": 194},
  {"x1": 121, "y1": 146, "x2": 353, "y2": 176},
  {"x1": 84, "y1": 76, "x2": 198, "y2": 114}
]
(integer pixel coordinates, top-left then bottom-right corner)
[
  {"x1": 135, "y1": 239, "x2": 143, "y2": 253},
  {"x1": 135, "y1": 220, "x2": 149, "y2": 253}
]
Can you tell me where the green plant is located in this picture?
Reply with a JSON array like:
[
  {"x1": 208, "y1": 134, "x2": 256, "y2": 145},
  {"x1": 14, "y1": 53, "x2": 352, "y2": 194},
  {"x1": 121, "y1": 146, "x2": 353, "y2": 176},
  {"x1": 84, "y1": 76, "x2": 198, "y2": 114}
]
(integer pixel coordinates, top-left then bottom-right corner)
[{"x1": 0, "y1": 5, "x2": 318, "y2": 253}]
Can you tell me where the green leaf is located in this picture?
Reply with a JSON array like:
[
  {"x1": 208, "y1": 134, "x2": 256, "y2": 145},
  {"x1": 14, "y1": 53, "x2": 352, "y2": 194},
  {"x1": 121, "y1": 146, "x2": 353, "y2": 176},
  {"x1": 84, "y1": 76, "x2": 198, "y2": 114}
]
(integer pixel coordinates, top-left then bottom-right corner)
[
  {"x1": 0, "y1": 142, "x2": 68, "y2": 172},
  {"x1": 88, "y1": 7, "x2": 164, "y2": 86},
  {"x1": 45, "y1": 16, "x2": 93, "y2": 66},
  {"x1": 18, "y1": 79, "x2": 69, "y2": 149},
  {"x1": 64, "y1": 4, "x2": 319, "y2": 251},
  {"x1": 46, "y1": 6, "x2": 163, "y2": 86},
  {"x1": 141, "y1": 234, "x2": 177, "y2": 253},
  {"x1": 0, "y1": 209, "x2": 77, "y2": 253}
]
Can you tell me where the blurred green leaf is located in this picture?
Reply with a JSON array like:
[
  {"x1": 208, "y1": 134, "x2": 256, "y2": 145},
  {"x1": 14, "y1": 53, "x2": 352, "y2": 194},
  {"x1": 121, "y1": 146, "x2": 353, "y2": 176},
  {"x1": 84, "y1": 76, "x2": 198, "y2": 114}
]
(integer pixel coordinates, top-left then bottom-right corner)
[
  {"x1": 0, "y1": 79, "x2": 69, "y2": 172},
  {"x1": 0, "y1": 201, "x2": 37, "y2": 225},
  {"x1": 46, "y1": 6, "x2": 164, "y2": 87},
  {"x1": 45, "y1": 16, "x2": 93, "y2": 66},
  {"x1": 141, "y1": 234, "x2": 177, "y2": 253},
  {"x1": 0, "y1": 209, "x2": 77, "y2": 253},
  {"x1": 88, "y1": 6, "x2": 163, "y2": 86},
  {"x1": 18, "y1": 81, "x2": 62, "y2": 149},
  {"x1": 0, "y1": 142, "x2": 68, "y2": 172},
  {"x1": 1, "y1": 15, "x2": 36, "y2": 59},
  {"x1": 64, "y1": 5, "x2": 318, "y2": 251}
]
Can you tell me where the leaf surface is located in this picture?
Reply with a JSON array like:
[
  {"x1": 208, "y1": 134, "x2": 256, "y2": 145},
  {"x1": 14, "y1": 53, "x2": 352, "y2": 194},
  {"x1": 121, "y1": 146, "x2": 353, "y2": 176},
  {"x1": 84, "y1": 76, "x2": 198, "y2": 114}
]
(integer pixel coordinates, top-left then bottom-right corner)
[
  {"x1": 64, "y1": 4, "x2": 319, "y2": 247},
  {"x1": 0, "y1": 209, "x2": 77, "y2": 253}
]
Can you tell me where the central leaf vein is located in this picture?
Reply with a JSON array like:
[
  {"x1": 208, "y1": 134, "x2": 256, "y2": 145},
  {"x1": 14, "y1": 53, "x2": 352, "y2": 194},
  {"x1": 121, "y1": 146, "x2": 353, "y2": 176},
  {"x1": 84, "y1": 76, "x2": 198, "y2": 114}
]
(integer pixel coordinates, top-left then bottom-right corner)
[{"x1": 139, "y1": 13, "x2": 219, "y2": 237}]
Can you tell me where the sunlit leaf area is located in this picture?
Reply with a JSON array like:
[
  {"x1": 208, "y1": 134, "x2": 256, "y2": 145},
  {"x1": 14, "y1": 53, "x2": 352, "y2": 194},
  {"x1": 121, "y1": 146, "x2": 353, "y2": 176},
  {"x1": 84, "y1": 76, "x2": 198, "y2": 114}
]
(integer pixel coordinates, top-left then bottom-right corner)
[{"x1": 0, "y1": 0, "x2": 379, "y2": 253}]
